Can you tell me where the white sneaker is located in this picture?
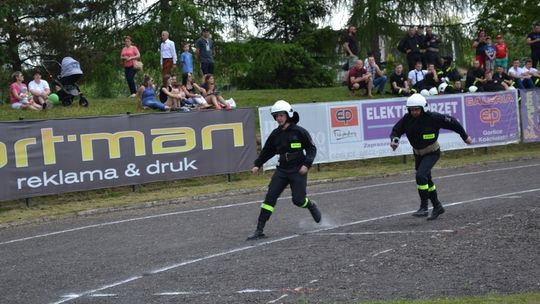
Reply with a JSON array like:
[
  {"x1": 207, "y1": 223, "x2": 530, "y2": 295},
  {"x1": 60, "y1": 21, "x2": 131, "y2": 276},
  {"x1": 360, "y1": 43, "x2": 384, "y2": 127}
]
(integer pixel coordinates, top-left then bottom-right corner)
[{"x1": 129, "y1": 94, "x2": 137, "y2": 98}]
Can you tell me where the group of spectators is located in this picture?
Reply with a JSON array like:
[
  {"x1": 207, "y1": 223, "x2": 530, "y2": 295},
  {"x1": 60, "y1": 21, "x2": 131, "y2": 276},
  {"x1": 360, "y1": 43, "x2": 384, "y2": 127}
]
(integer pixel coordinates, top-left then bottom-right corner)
[
  {"x1": 121, "y1": 28, "x2": 234, "y2": 112},
  {"x1": 344, "y1": 23, "x2": 540, "y2": 97},
  {"x1": 8, "y1": 70, "x2": 54, "y2": 111}
]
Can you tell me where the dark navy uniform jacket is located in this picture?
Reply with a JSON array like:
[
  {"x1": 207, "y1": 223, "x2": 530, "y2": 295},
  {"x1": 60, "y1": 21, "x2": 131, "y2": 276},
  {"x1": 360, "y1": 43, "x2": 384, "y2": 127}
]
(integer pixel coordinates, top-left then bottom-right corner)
[
  {"x1": 390, "y1": 111, "x2": 469, "y2": 150},
  {"x1": 255, "y1": 123, "x2": 316, "y2": 169}
]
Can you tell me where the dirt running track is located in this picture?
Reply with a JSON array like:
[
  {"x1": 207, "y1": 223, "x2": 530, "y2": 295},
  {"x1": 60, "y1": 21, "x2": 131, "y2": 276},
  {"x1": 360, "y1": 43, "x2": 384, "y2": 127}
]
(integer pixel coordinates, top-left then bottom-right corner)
[{"x1": 0, "y1": 159, "x2": 539, "y2": 304}]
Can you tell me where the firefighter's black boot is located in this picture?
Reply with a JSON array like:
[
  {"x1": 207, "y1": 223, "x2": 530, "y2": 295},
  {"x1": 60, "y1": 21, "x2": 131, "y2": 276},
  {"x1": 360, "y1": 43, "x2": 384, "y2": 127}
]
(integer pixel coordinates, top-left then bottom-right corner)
[
  {"x1": 247, "y1": 207, "x2": 271, "y2": 241},
  {"x1": 307, "y1": 200, "x2": 322, "y2": 223},
  {"x1": 412, "y1": 188, "x2": 429, "y2": 217},
  {"x1": 411, "y1": 204, "x2": 429, "y2": 217},
  {"x1": 246, "y1": 220, "x2": 266, "y2": 240},
  {"x1": 427, "y1": 190, "x2": 445, "y2": 221}
]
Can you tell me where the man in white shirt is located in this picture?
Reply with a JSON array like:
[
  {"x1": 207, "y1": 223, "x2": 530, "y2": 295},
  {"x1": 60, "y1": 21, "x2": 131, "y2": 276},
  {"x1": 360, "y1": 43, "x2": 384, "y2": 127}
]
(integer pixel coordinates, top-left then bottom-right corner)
[
  {"x1": 508, "y1": 58, "x2": 533, "y2": 89},
  {"x1": 160, "y1": 31, "x2": 177, "y2": 76},
  {"x1": 523, "y1": 58, "x2": 540, "y2": 87},
  {"x1": 407, "y1": 61, "x2": 428, "y2": 92},
  {"x1": 365, "y1": 55, "x2": 387, "y2": 94},
  {"x1": 28, "y1": 70, "x2": 50, "y2": 108}
]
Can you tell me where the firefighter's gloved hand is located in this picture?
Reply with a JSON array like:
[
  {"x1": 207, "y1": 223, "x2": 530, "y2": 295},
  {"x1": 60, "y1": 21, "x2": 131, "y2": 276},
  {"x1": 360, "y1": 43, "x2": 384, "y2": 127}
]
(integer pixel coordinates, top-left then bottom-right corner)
[{"x1": 390, "y1": 137, "x2": 400, "y2": 151}]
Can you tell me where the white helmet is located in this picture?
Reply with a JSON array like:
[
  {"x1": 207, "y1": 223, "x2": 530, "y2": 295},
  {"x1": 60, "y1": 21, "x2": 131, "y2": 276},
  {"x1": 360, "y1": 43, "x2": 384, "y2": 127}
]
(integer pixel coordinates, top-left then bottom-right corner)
[
  {"x1": 438, "y1": 82, "x2": 448, "y2": 93},
  {"x1": 420, "y1": 89, "x2": 430, "y2": 97},
  {"x1": 406, "y1": 93, "x2": 429, "y2": 112},
  {"x1": 507, "y1": 86, "x2": 516, "y2": 91},
  {"x1": 270, "y1": 100, "x2": 294, "y2": 118},
  {"x1": 429, "y1": 87, "x2": 439, "y2": 96},
  {"x1": 469, "y1": 85, "x2": 478, "y2": 93}
]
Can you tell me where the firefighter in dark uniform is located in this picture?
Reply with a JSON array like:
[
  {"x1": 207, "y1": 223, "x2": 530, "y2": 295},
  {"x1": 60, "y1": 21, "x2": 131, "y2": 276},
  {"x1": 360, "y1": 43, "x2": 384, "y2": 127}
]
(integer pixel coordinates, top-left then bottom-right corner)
[
  {"x1": 390, "y1": 94, "x2": 472, "y2": 220},
  {"x1": 247, "y1": 100, "x2": 321, "y2": 240}
]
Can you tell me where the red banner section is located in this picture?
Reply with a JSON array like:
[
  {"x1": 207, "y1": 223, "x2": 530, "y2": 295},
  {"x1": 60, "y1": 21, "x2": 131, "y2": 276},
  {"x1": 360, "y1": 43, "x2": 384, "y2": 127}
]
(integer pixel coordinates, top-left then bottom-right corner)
[{"x1": 0, "y1": 110, "x2": 257, "y2": 201}]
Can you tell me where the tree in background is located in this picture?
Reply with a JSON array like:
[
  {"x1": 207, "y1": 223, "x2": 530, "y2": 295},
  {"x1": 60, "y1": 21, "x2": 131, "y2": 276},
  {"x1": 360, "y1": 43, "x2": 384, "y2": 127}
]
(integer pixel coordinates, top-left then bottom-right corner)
[
  {"x1": 2, "y1": 0, "x2": 539, "y2": 95},
  {"x1": 472, "y1": 0, "x2": 540, "y2": 62}
]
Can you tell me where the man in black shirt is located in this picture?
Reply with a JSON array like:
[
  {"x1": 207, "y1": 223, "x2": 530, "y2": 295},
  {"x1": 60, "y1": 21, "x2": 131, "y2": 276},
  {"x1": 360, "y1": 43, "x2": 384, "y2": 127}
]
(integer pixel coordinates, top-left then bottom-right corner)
[
  {"x1": 390, "y1": 64, "x2": 411, "y2": 96},
  {"x1": 343, "y1": 26, "x2": 359, "y2": 70},
  {"x1": 424, "y1": 26, "x2": 441, "y2": 67},
  {"x1": 465, "y1": 60, "x2": 486, "y2": 91},
  {"x1": 399, "y1": 26, "x2": 422, "y2": 72},
  {"x1": 483, "y1": 70, "x2": 505, "y2": 92},
  {"x1": 493, "y1": 65, "x2": 512, "y2": 90},
  {"x1": 526, "y1": 23, "x2": 540, "y2": 68}
]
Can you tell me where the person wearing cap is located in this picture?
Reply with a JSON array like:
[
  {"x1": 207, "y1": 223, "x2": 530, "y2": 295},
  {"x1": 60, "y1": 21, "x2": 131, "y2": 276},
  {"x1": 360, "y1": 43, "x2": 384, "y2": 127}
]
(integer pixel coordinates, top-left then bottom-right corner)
[
  {"x1": 247, "y1": 100, "x2": 321, "y2": 240},
  {"x1": 196, "y1": 28, "x2": 215, "y2": 76},
  {"x1": 495, "y1": 34, "x2": 508, "y2": 70},
  {"x1": 390, "y1": 93, "x2": 472, "y2": 220}
]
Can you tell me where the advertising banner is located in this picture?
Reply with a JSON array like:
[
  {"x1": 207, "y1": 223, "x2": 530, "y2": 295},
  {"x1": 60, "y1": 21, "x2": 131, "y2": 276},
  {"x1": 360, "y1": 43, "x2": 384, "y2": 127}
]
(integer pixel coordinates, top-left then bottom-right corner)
[
  {"x1": 0, "y1": 109, "x2": 257, "y2": 201},
  {"x1": 463, "y1": 91, "x2": 520, "y2": 146},
  {"x1": 520, "y1": 89, "x2": 540, "y2": 143},
  {"x1": 259, "y1": 92, "x2": 520, "y2": 169}
]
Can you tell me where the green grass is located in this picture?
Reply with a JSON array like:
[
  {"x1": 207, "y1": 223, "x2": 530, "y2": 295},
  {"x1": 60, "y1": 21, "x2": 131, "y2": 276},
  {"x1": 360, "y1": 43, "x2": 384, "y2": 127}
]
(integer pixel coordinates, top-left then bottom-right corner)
[
  {"x1": 0, "y1": 85, "x2": 360, "y2": 121},
  {"x1": 357, "y1": 292, "x2": 540, "y2": 303}
]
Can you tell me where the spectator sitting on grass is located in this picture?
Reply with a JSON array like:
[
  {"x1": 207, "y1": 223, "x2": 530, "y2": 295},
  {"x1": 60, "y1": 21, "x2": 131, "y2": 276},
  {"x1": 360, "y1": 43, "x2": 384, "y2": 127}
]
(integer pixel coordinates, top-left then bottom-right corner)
[
  {"x1": 200, "y1": 74, "x2": 231, "y2": 109},
  {"x1": 137, "y1": 74, "x2": 170, "y2": 111},
  {"x1": 9, "y1": 71, "x2": 42, "y2": 111},
  {"x1": 181, "y1": 72, "x2": 210, "y2": 109},
  {"x1": 493, "y1": 65, "x2": 513, "y2": 90},
  {"x1": 365, "y1": 55, "x2": 387, "y2": 95},
  {"x1": 28, "y1": 70, "x2": 51, "y2": 109},
  {"x1": 159, "y1": 74, "x2": 173, "y2": 103},
  {"x1": 164, "y1": 82, "x2": 186, "y2": 110},
  {"x1": 390, "y1": 64, "x2": 411, "y2": 96},
  {"x1": 348, "y1": 59, "x2": 372, "y2": 97}
]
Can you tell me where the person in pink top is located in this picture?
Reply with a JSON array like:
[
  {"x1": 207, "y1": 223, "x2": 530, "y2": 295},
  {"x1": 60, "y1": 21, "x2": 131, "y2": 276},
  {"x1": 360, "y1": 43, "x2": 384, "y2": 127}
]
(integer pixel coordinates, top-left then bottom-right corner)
[
  {"x1": 9, "y1": 71, "x2": 42, "y2": 111},
  {"x1": 120, "y1": 35, "x2": 141, "y2": 97}
]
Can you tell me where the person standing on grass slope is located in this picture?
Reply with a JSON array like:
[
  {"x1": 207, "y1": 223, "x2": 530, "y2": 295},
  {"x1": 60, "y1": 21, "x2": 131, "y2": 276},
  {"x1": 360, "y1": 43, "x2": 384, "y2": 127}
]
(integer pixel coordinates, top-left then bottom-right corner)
[
  {"x1": 390, "y1": 93, "x2": 472, "y2": 220},
  {"x1": 160, "y1": 31, "x2": 177, "y2": 77},
  {"x1": 247, "y1": 100, "x2": 321, "y2": 240},
  {"x1": 196, "y1": 28, "x2": 215, "y2": 76}
]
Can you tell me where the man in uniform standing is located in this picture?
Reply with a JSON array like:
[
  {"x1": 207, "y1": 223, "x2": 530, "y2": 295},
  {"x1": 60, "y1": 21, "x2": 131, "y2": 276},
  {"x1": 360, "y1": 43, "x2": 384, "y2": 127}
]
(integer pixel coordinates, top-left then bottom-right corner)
[
  {"x1": 526, "y1": 23, "x2": 540, "y2": 68},
  {"x1": 399, "y1": 26, "x2": 422, "y2": 72},
  {"x1": 247, "y1": 100, "x2": 321, "y2": 240},
  {"x1": 390, "y1": 94, "x2": 472, "y2": 220}
]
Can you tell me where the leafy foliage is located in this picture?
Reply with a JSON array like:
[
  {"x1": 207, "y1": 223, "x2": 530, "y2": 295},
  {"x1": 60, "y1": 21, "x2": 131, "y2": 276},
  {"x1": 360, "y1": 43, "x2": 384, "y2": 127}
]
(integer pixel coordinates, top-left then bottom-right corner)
[
  {"x1": 1, "y1": 0, "x2": 538, "y2": 96},
  {"x1": 221, "y1": 40, "x2": 334, "y2": 89}
]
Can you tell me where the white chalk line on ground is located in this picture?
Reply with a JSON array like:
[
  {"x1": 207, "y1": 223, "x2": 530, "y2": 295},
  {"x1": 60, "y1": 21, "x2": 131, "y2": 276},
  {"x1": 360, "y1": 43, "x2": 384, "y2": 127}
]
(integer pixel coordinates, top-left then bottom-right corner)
[
  {"x1": 316, "y1": 229, "x2": 456, "y2": 236},
  {"x1": 372, "y1": 249, "x2": 394, "y2": 257},
  {"x1": 2, "y1": 162, "x2": 538, "y2": 246},
  {"x1": 49, "y1": 187, "x2": 540, "y2": 304}
]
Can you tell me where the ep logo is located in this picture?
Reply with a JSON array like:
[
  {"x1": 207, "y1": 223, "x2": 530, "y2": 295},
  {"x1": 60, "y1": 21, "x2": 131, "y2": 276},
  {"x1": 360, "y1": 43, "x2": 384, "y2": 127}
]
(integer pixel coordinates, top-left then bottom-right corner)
[
  {"x1": 480, "y1": 108, "x2": 501, "y2": 127},
  {"x1": 331, "y1": 106, "x2": 358, "y2": 127}
]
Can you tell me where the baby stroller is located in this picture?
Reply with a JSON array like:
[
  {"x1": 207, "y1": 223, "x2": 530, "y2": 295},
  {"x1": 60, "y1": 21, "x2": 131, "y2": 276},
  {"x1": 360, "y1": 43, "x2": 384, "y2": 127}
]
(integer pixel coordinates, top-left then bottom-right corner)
[{"x1": 44, "y1": 57, "x2": 89, "y2": 107}]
